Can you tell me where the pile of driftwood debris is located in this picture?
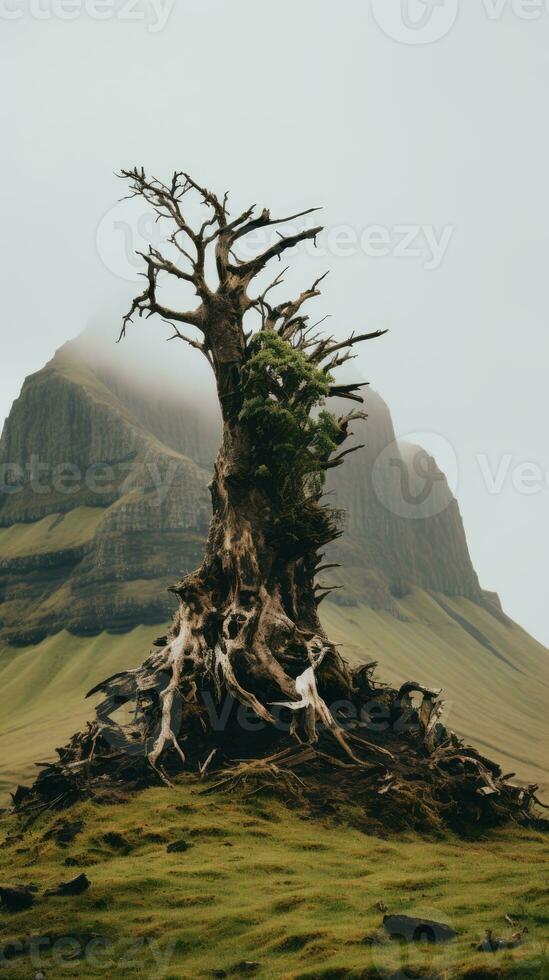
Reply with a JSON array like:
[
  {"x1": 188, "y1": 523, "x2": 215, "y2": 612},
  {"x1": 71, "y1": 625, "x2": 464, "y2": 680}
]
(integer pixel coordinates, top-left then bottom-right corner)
[{"x1": 12, "y1": 660, "x2": 545, "y2": 833}]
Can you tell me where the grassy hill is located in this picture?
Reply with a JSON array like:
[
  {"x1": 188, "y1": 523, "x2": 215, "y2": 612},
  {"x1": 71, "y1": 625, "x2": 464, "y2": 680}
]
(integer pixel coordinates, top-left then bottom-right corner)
[
  {"x1": 1, "y1": 586, "x2": 548, "y2": 806},
  {"x1": 1, "y1": 782, "x2": 548, "y2": 979}
]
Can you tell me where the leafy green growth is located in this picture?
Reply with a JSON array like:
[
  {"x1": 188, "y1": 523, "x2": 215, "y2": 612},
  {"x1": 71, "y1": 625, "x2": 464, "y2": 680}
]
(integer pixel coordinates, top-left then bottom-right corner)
[{"x1": 239, "y1": 334, "x2": 340, "y2": 546}]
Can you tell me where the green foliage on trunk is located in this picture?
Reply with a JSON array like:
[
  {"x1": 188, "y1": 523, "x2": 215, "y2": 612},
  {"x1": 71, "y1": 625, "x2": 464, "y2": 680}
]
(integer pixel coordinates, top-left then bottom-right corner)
[
  {"x1": 240, "y1": 333, "x2": 338, "y2": 494},
  {"x1": 239, "y1": 333, "x2": 341, "y2": 550}
]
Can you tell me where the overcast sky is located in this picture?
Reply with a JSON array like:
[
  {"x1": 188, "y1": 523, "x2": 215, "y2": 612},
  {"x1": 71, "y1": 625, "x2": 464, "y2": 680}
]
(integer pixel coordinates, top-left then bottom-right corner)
[{"x1": 1, "y1": 0, "x2": 548, "y2": 645}]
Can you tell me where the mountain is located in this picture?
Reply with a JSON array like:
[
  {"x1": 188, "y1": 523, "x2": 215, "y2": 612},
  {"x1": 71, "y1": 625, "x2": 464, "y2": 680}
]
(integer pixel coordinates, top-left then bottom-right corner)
[
  {"x1": 0, "y1": 338, "x2": 216, "y2": 643},
  {"x1": 0, "y1": 332, "x2": 548, "y2": 800},
  {"x1": 0, "y1": 334, "x2": 482, "y2": 644}
]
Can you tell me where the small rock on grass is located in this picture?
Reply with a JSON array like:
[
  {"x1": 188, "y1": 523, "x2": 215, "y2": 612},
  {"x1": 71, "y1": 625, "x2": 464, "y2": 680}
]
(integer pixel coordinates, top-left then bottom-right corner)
[
  {"x1": 103, "y1": 831, "x2": 132, "y2": 852},
  {"x1": 44, "y1": 873, "x2": 91, "y2": 898},
  {"x1": 167, "y1": 840, "x2": 191, "y2": 853},
  {"x1": 212, "y1": 964, "x2": 261, "y2": 976},
  {"x1": 44, "y1": 819, "x2": 83, "y2": 847},
  {"x1": 0, "y1": 886, "x2": 35, "y2": 912},
  {"x1": 383, "y1": 913, "x2": 456, "y2": 944}
]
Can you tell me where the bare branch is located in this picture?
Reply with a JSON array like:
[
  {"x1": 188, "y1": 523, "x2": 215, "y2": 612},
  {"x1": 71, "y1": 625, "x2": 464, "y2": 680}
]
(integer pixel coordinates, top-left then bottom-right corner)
[
  {"x1": 249, "y1": 271, "x2": 329, "y2": 345},
  {"x1": 119, "y1": 168, "x2": 199, "y2": 247},
  {"x1": 322, "y1": 444, "x2": 366, "y2": 470},
  {"x1": 274, "y1": 272, "x2": 329, "y2": 334},
  {"x1": 328, "y1": 381, "x2": 369, "y2": 404},
  {"x1": 228, "y1": 225, "x2": 323, "y2": 282},
  {"x1": 142, "y1": 248, "x2": 196, "y2": 286},
  {"x1": 251, "y1": 267, "x2": 289, "y2": 325},
  {"x1": 166, "y1": 327, "x2": 205, "y2": 353},
  {"x1": 229, "y1": 205, "x2": 322, "y2": 244},
  {"x1": 166, "y1": 325, "x2": 213, "y2": 367},
  {"x1": 313, "y1": 329, "x2": 388, "y2": 364},
  {"x1": 179, "y1": 171, "x2": 229, "y2": 228},
  {"x1": 118, "y1": 249, "x2": 204, "y2": 342},
  {"x1": 337, "y1": 410, "x2": 368, "y2": 429}
]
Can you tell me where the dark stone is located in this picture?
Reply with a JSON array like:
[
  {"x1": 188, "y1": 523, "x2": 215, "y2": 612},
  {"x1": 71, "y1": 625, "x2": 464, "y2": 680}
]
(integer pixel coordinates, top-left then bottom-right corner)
[
  {"x1": 167, "y1": 840, "x2": 191, "y2": 853},
  {"x1": 0, "y1": 885, "x2": 35, "y2": 912},
  {"x1": 44, "y1": 819, "x2": 83, "y2": 847},
  {"x1": 103, "y1": 831, "x2": 132, "y2": 853},
  {"x1": 10, "y1": 785, "x2": 32, "y2": 808},
  {"x1": 44, "y1": 873, "x2": 91, "y2": 897},
  {"x1": 383, "y1": 914, "x2": 456, "y2": 944},
  {"x1": 1, "y1": 942, "x2": 24, "y2": 960}
]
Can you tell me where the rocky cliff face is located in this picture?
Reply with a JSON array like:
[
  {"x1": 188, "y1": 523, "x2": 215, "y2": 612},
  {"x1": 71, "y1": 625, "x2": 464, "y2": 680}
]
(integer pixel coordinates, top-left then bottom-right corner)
[
  {"x1": 0, "y1": 335, "x2": 481, "y2": 644},
  {"x1": 326, "y1": 392, "x2": 481, "y2": 612}
]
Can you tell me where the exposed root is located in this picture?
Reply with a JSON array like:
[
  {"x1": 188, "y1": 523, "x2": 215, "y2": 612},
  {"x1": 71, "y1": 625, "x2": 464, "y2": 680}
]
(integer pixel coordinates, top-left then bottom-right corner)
[
  {"x1": 215, "y1": 644, "x2": 274, "y2": 725},
  {"x1": 272, "y1": 657, "x2": 364, "y2": 766},
  {"x1": 13, "y1": 632, "x2": 546, "y2": 833},
  {"x1": 148, "y1": 621, "x2": 192, "y2": 770},
  {"x1": 199, "y1": 748, "x2": 218, "y2": 779}
]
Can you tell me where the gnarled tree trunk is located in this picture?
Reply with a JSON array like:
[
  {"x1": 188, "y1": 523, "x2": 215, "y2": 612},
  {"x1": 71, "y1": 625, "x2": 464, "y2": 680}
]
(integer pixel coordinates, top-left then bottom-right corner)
[
  {"x1": 120, "y1": 298, "x2": 356, "y2": 776},
  {"x1": 14, "y1": 171, "x2": 544, "y2": 831}
]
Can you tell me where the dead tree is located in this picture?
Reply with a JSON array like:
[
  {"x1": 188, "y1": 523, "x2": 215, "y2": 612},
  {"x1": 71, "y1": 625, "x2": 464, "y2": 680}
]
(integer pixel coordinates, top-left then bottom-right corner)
[
  {"x1": 96, "y1": 168, "x2": 385, "y2": 776},
  {"x1": 14, "y1": 171, "x2": 545, "y2": 831}
]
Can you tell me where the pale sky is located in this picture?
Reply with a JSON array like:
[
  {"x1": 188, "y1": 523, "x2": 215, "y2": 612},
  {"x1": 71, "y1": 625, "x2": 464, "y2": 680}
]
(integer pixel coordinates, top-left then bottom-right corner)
[{"x1": 1, "y1": 0, "x2": 548, "y2": 645}]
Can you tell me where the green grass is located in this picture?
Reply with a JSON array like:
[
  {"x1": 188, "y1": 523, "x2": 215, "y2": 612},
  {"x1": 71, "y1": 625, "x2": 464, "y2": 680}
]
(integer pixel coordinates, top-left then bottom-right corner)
[
  {"x1": 0, "y1": 508, "x2": 105, "y2": 560},
  {"x1": 0, "y1": 628, "x2": 151, "y2": 801},
  {"x1": 1, "y1": 783, "x2": 548, "y2": 979}
]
